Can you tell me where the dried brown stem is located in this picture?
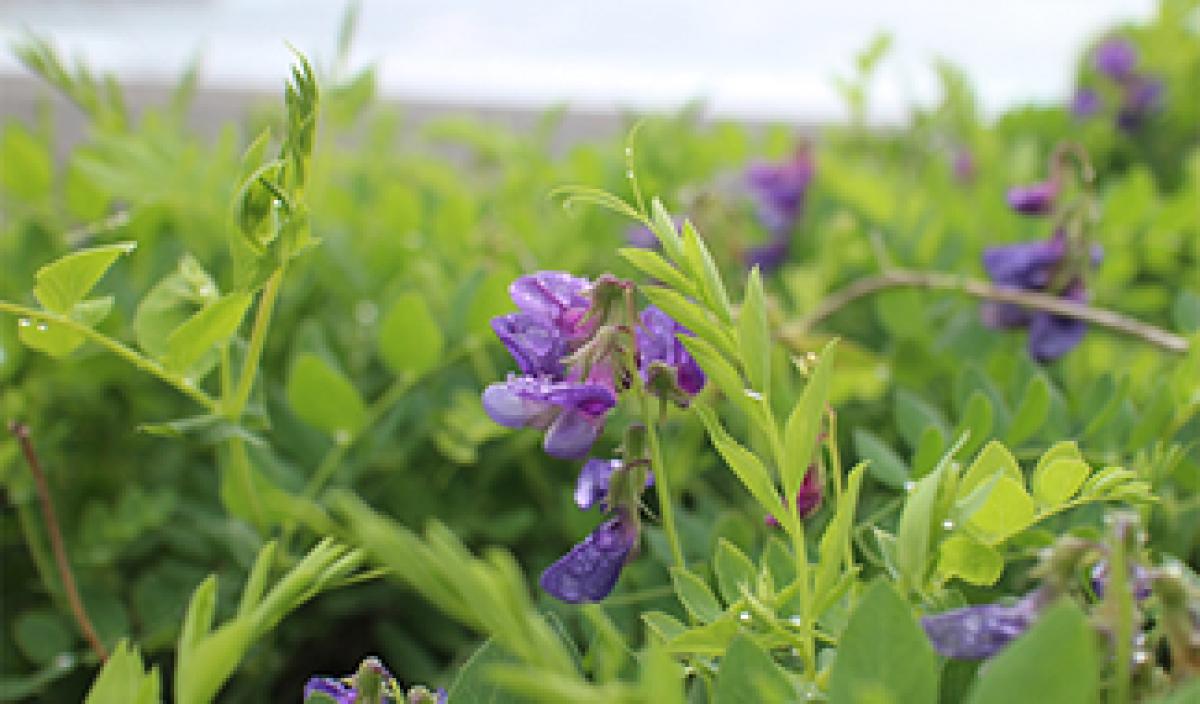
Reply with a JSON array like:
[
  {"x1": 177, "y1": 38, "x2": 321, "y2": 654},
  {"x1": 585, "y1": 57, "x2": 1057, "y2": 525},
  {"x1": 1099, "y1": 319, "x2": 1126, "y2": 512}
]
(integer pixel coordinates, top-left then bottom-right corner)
[
  {"x1": 787, "y1": 270, "x2": 1189, "y2": 354},
  {"x1": 8, "y1": 421, "x2": 108, "y2": 661}
]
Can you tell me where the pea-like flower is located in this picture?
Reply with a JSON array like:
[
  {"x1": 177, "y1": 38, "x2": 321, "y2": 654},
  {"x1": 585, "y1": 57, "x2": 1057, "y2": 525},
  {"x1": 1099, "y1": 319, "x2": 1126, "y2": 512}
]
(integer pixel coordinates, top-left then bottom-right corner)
[
  {"x1": 980, "y1": 230, "x2": 1102, "y2": 361},
  {"x1": 482, "y1": 375, "x2": 617, "y2": 459},
  {"x1": 1071, "y1": 88, "x2": 1102, "y2": 119},
  {"x1": 1116, "y1": 75, "x2": 1163, "y2": 131},
  {"x1": 508, "y1": 271, "x2": 594, "y2": 341},
  {"x1": 746, "y1": 148, "x2": 814, "y2": 235},
  {"x1": 303, "y1": 657, "x2": 445, "y2": 704},
  {"x1": 921, "y1": 591, "x2": 1045, "y2": 659},
  {"x1": 636, "y1": 305, "x2": 706, "y2": 400},
  {"x1": 1005, "y1": 181, "x2": 1059, "y2": 216},
  {"x1": 1091, "y1": 560, "x2": 1153, "y2": 601},
  {"x1": 1093, "y1": 37, "x2": 1138, "y2": 81},
  {"x1": 540, "y1": 511, "x2": 640, "y2": 604}
]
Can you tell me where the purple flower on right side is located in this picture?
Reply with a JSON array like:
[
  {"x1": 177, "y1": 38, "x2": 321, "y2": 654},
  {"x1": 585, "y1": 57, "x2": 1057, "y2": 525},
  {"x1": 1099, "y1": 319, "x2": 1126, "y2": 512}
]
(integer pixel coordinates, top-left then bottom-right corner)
[
  {"x1": 980, "y1": 226, "x2": 1103, "y2": 362},
  {"x1": 921, "y1": 591, "x2": 1046, "y2": 659}
]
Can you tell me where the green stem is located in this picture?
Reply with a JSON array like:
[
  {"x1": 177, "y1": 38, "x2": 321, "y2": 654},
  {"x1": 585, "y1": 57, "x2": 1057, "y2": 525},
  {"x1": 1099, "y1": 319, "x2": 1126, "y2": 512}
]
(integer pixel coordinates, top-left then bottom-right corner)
[
  {"x1": 0, "y1": 300, "x2": 219, "y2": 412},
  {"x1": 227, "y1": 436, "x2": 267, "y2": 531},
  {"x1": 783, "y1": 515, "x2": 817, "y2": 675},
  {"x1": 227, "y1": 267, "x2": 285, "y2": 419},
  {"x1": 640, "y1": 392, "x2": 685, "y2": 570}
]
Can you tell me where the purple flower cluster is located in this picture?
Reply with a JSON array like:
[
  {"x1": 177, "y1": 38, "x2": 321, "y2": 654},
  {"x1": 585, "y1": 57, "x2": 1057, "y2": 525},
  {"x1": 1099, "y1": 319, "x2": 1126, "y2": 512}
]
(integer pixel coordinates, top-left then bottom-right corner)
[
  {"x1": 1072, "y1": 37, "x2": 1163, "y2": 131},
  {"x1": 743, "y1": 147, "x2": 815, "y2": 271},
  {"x1": 483, "y1": 272, "x2": 707, "y2": 603},
  {"x1": 482, "y1": 272, "x2": 616, "y2": 459}
]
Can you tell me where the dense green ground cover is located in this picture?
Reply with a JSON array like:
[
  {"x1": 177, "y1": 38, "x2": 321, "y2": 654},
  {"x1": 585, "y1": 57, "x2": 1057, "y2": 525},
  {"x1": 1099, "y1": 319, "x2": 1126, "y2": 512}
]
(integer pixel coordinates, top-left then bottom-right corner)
[{"x1": 1, "y1": 2, "x2": 1199, "y2": 701}]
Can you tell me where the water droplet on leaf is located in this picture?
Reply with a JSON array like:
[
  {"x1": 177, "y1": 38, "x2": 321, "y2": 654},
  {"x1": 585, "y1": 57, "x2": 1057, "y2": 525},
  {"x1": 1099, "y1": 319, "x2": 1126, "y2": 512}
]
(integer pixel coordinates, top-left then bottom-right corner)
[
  {"x1": 36, "y1": 323, "x2": 48, "y2": 332},
  {"x1": 942, "y1": 519, "x2": 955, "y2": 530},
  {"x1": 335, "y1": 429, "x2": 352, "y2": 446},
  {"x1": 903, "y1": 480, "x2": 916, "y2": 492},
  {"x1": 18, "y1": 318, "x2": 30, "y2": 327},
  {"x1": 738, "y1": 610, "x2": 750, "y2": 623}
]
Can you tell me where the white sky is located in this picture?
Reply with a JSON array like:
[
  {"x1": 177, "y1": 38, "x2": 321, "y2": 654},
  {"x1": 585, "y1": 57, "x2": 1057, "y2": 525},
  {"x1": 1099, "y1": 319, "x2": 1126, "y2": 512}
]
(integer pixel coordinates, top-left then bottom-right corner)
[{"x1": 0, "y1": 0, "x2": 1159, "y2": 122}]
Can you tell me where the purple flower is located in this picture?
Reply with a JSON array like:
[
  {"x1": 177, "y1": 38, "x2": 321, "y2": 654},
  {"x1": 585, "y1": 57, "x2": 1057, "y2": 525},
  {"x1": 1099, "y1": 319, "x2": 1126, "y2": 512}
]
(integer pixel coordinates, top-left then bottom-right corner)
[
  {"x1": 637, "y1": 306, "x2": 706, "y2": 396},
  {"x1": 491, "y1": 312, "x2": 568, "y2": 377},
  {"x1": 304, "y1": 677, "x2": 356, "y2": 704},
  {"x1": 746, "y1": 148, "x2": 815, "y2": 235},
  {"x1": 482, "y1": 375, "x2": 617, "y2": 459},
  {"x1": 1071, "y1": 88, "x2": 1102, "y2": 119},
  {"x1": 1091, "y1": 561, "x2": 1153, "y2": 601},
  {"x1": 1005, "y1": 181, "x2": 1058, "y2": 216},
  {"x1": 921, "y1": 592, "x2": 1044, "y2": 659},
  {"x1": 509, "y1": 272, "x2": 593, "y2": 341},
  {"x1": 766, "y1": 465, "x2": 823, "y2": 526},
  {"x1": 1094, "y1": 37, "x2": 1138, "y2": 81},
  {"x1": 575, "y1": 458, "x2": 654, "y2": 510},
  {"x1": 980, "y1": 231, "x2": 1102, "y2": 361},
  {"x1": 540, "y1": 514, "x2": 639, "y2": 603}
]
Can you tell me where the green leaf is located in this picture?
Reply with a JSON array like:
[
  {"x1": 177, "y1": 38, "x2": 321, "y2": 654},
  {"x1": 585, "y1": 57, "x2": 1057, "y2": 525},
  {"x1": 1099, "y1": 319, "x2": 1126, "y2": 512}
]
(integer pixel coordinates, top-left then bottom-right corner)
[
  {"x1": 18, "y1": 297, "x2": 114, "y2": 359},
  {"x1": 966, "y1": 601, "x2": 1098, "y2": 704},
  {"x1": 695, "y1": 404, "x2": 782, "y2": 518},
  {"x1": 679, "y1": 337, "x2": 749, "y2": 414},
  {"x1": 642, "y1": 611, "x2": 687, "y2": 643},
  {"x1": 959, "y1": 441, "x2": 1021, "y2": 497},
  {"x1": 446, "y1": 639, "x2": 524, "y2": 704},
  {"x1": 177, "y1": 575, "x2": 218, "y2": 663},
  {"x1": 737, "y1": 267, "x2": 771, "y2": 393},
  {"x1": 237, "y1": 543, "x2": 277, "y2": 618},
  {"x1": 714, "y1": 538, "x2": 758, "y2": 606},
  {"x1": 853, "y1": 428, "x2": 909, "y2": 489},
  {"x1": 378, "y1": 292, "x2": 444, "y2": 377},
  {"x1": 1031, "y1": 458, "x2": 1091, "y2": 506},
  {"x1": 681, "y1": 220, "x2": 733, "y2": 323},
  {"x1": 952, "y1": 391, "x2": 993, "y2": 458},
  {"x1": 713, "y1": 635, "x2": 794, "y2": 703},
  {"x1": 1032, "y1": 441, "x2": 1082, "y2": 478},
  {"x1": 286, "y1": 354, "x2": 367, "y2": 438},
  {"x1": 0, "y1": 124, "x2": 53, "y2": 200},
  {"x1": 815, "y1": 462, "x2": 866, "y2": 600},
  {"x1": 664, "y1": 615, "x2": 740, "y2": 656},
  {"x1": 894, "y1": 389, "x2": 949, "y2": 449},
  {"x1": 1005, "y1": 375, "x2": 1050, "y2": 446},
  {"x1": 641, "y1": 285, "x2": 738, "y2": 361},
  {"x1": 13, "y1": 609, "x2": 75, "y2": 665},
  {"x1": 965, "y1": 477, "x2": 1036, "y2": 542},
  {"x1": 33, "y1": 242, "x2": 135, "y2": 313},
  {"x1": 829, "y1": 580, "x2": 937, "y2": 704},
  {"x1": 84, "y1": 640, "x2": 160, "y2": 704},
  {"x1": 896, "y1": 456, "x2": 946, "y2": 590},
  {"x1": 162, "y1": 292, "x2": 253, "y2": 374},
  {"x1": 911, "y1": 424, "x2": 946, "y2": 478},
  {"x1": 783, "y1": 340, "x2": 836, "y2": 507},
  {"x1": 618, "y1": 247, "x2": 698, "y2": 299},
  {"x1": 669, "y1": 567, "x2": 722, "y2": 623},
  {"x1": 134, "y1": 255, "x2": 219, "y2": 358},
  {"x1": 650, "y1": 197, "x2": 686, "y2": 265},
  {"x1": 937, "y1": 534, "x2": 1003, "y2": 586}
]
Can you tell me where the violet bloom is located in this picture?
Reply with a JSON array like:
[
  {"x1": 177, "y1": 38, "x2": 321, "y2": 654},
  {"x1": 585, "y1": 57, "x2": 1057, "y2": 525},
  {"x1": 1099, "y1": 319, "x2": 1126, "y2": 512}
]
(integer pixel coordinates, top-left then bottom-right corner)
[
  {"x1": 575, "y1": 458, "x2": 653, "y2": 511},
  {"x1": 1094, "y1": 37, "x2": 1137, "y2": 81},
  {"x1": 766, "y1": 465, "x2": 823, "y2": 526},
  {"x1": 921, "y1": 592, "x2": 1044, "y2": 659},
  {"x1": 746, "y1": 148, "x2": 814, "y2": 236},
  {"x1": 637, "y1": 305, "x2": 706, "y2": 397},
  {"x1": 980, "y1": 231, "x2": 1102, "y2": 362},
  {"x1": 509, "y1": 272, "x2": 593, "y2": 342},
  {"x1": 1005, "y1": 181, "x2": 1058, "y2": 216},
  {"x1": 540, "y1": 513, "x2": 639, "y2": 603},
  {"x1": 491, "y1": 312, "x2": 568, "y2": 377},
  {"x1": 482, "y1": 376, "x2": 616, "y2": 459},
  {"x1": 1071, "y1": 88, "x2": 1102, "y2": 119}
]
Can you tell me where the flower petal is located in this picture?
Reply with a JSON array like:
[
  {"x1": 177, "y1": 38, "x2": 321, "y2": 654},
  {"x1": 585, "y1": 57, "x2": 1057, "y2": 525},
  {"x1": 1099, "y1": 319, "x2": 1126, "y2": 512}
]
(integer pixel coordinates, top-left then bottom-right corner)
[
  {"x1": 510, "y1": 272, "x2": 591, "y2": 326},
  {"x1": 540, "y1": 517, "x2": 637, "y2": 603},
  {"x1": 1005, "y1": 182, "x2": 1058, "y2": 216},
  {"x1": 481, "y1": 377, "x2": 554, "y2": 428},
  {"x1": 921, "y1": 594, "x2": 1041, "y2": 659},
  {"x1": 575, "y1": 458, "x2": 619, "y2": 510},
  {"x1": 543, "y1": 409, "x2": 603, "y2": 459},
  {"x1": 492, "y1": 312, "x2": 567, "y2": 376},
  {"x1": 304, "y1": 677, "x2": 356, "y2": 704}
]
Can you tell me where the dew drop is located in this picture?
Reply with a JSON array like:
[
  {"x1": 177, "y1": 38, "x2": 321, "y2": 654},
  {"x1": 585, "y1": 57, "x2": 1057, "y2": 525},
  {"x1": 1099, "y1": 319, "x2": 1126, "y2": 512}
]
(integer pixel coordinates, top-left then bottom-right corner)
[
  {"x1": 788, "y1": 614, "x2": 803, "y2": 627},
  {"x1": 272, "y1": 198, "x2": 282, "y2": 208},
  {"x1": 53, "y1": 652, "x2": 74, "y2": 670},
  {"x1": 335, "y1": 429, "x2": 352, "y2": 446},
  {"x1": 18, "y1": 318, "x2": 31, "y2": 327},
  {"x1": 942, "y1": 519, "x2": 956, "y2": 530},
  {"x1": 625, "y1": 169, "x2": 635, "y2": 179},
  {"x1": 903, "y1": 480, "x2": 916, "y2": 492},
  {"x1": 36, "y1": 323, "x2": 48, "y2": 332},
  {"x1": 744, "y1": 389, "x2": 763, "y2": 401},
  {"x1": 790, "y1": 647, "x2": 801, "y2": 658},
  {"x1": 624, "y1": 146, "x2": 633, "y2": 157},
  {"x1": 1133, "y1": 650, "x2": 1150, "y2": 665},
  {"x1": 738, "y1": 610, "x2": 751, "y2": 623},
  {"x1": 182, "y1": 377, "x2": 196, "y2": 388}
]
